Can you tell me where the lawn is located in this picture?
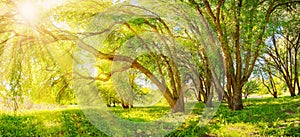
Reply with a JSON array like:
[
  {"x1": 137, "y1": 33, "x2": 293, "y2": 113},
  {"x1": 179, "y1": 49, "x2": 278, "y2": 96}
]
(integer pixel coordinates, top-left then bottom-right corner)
[{"x1": 1, "y1": 96, "x2": 299, "y2": 136}]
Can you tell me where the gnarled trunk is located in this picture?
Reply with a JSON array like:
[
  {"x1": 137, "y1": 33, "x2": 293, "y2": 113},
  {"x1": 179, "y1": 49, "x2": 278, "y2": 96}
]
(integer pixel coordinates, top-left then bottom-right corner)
[
  {"x1": 289, "y1": 87, "x2": 296, "y2": 97},
  {"x1": 228, "y1": 83, "x2": 244, "y2": 110},
  {"x1": 170, "y1": 92, "x2": 185, "y2": 113},
  {"x1": 286, "y1": 79, "x2": 296, "y2": 97}
]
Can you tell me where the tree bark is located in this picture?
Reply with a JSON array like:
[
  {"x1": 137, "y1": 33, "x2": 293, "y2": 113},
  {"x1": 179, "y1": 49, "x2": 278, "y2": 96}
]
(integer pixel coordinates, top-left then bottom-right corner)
[
  {"x1": 274, "y1": 92, "x2": 278, "y2": 98},
  {"x1": 171, "y1": 91, "x2": 185, "y2": 113},
  {"x1": 288, "y1": 85, "x2": 296, "y2": 97},
  {"x1": 205, "y1": 88, "x2": 213, "y2": 107},
  {"x1": 231, "y1": 84, "x2": 244, "y2": 110}
]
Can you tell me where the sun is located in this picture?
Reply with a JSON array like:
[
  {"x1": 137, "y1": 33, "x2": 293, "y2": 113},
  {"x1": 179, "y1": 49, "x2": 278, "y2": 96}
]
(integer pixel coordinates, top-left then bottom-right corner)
[
  {"x1": 17, "y1": 1, "x2": 39, "y2": 23},
  {"x1": 17, "y1": 0, "x2": 65, "y2": 24}
]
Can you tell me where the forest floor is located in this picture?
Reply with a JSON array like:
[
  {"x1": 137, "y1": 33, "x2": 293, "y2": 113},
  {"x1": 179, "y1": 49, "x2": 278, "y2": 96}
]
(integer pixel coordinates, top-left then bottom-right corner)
[{"x1": 0, "y1": 95, "x2": 299, "y2": 136}]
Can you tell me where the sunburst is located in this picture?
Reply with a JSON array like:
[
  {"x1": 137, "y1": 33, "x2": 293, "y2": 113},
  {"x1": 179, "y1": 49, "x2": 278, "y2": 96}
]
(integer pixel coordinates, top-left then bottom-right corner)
[{"x1": 17, "y1": 1, "x2": 39, "y2": 24}]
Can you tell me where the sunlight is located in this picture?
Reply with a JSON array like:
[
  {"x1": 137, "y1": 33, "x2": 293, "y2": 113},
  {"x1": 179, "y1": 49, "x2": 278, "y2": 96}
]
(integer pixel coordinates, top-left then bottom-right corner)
[
  {"x1": 17, "y1": 1, "x2": 38, "y2": 22},
  {"x1": 39, "y1": 0, "x2": 65, "y2": 10},
  {"x1": 17, "y1": 0, "x2": 65, "y2": 24}
]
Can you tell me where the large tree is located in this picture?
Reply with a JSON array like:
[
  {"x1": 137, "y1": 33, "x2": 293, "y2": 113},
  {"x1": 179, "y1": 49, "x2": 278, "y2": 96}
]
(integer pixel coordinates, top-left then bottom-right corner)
[{"x1": 183, "y1": 0, "x2": 300, "y2": 110}]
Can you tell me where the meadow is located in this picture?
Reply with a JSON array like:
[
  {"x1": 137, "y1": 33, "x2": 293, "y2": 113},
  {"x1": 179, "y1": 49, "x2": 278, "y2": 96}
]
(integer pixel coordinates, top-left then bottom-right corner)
[{"x1": 1, "y1": 96, "x2": 299, "y2": 136}]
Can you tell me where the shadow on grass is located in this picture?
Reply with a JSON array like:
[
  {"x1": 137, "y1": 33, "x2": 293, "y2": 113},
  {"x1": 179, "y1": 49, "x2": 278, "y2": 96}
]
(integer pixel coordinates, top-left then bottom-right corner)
[
  {"x1": 0, "y1": 106, "x2": 190, "y2": 136},
  {"x1": 167, "y1": 95, "x2": 300, "y2": 137},
  {"x1": 0, "y1": 96, "x2": 299, "y2": 136},
  {"x1": 0, "y1": 109, "x2": 108, "y2": 137}
]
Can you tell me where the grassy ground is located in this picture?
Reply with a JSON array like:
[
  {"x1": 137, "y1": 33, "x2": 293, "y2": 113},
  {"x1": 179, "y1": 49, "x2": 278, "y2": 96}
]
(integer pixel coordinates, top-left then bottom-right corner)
[
  {"x1": 169, "y1": 95, "x2": 300, "y2": 136},
  {"x1": 0, "y1": 96, "x2": 299, "y2": 136}
]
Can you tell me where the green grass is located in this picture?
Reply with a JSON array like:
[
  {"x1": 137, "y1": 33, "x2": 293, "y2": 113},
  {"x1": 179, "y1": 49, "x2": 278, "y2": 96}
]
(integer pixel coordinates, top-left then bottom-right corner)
[
  {"x1": 1, "y1": 96, "x2": 299, "y2": 136},
  {"x1": 109, "y1": 105, "x2": 170, "y2": 122},
  {"x1": 169, "y1": 96, "x2": 300, "y2": 137},
  {"x1": 0, "y1": 108, "x2": 107, "y2": 136}
]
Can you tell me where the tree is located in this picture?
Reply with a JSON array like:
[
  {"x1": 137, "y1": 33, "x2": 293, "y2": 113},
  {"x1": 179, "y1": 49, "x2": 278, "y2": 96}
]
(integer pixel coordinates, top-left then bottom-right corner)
[
  {"x1": 75, "y1": 19, "x2": 187, "y2": 112},
  {"x1": 183, "y1": 0, "x2": 300, "y2": 110},
  {"x1": 97, "y1": 80, "x2": 120, "y2": 107},
  {"x1": 0, "y1": 0, "x2": 77, "y2": 110},
  {"x1": 258, "y1": 61, "x2": 279, "y2": 98},
  {"x1": 242, "y1": 80, "x2": 259, "y2": 99},
  {"x1": 70, "y1": 1, "x2": 220, "y2": 112},
  {"x1": 262, "y1": 4, "x2": 300, "y2": 96}
]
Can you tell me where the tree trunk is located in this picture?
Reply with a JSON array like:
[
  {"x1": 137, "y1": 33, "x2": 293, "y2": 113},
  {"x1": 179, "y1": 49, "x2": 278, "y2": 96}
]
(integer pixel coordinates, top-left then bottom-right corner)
[
  {"x1": 120, "y1": 99, "x2": 133, "y2": 109},
  {"x1": 197, "y1": 91, "x2": 202, "y2": 102},
  {"x1": 121, "y1": 99, "x2": 129, "y2": 109},
  {"x1": 287, "y1": 84, "x2": 296, "y2": 97},
  {"x1": 216, "y1": 89, "x2": 223, "y2": 101},
  {"x1": 229, "y1": 84, "x2": 244, "y2": 110},
  {"x1": 205, "y1": 87, "x2": 214, "y2": 107},
  {"x1": 233, "y1": 93, "x2": 244, "y2": 110},
  {"x1": 273, "y1": 92, "x2": 278, "y2": 98},
  {"x1": 205, "y1": 100, "x2": 213, "y2": 107},
  {"x1": 171, "y1": 92, "x2": 185, "y2": 113},
  {"x1": 13, "y1": 100, "x2": 18, "y2": 112},
  {"x1": 227, "y1": 97, "x2": 233, "y2": 110},
  {"x1": 290, "y1": 90, "x2": 296, "y2": 97},
  {"x1": 113, "y1": 100, "x2": 116, "y2": 107}
]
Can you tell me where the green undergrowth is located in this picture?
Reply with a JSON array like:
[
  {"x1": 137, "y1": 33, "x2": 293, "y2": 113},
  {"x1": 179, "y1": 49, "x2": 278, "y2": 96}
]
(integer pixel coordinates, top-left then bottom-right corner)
[{"x1": 0, "y1": 96, "x2": 299, "y2": 136}]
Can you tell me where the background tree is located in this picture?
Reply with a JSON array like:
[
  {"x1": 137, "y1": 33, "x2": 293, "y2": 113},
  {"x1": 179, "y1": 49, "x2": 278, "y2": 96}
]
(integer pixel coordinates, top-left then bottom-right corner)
[
  {"x1": 242, "y1": 80, "x2": 259, "y2": 99},
  {"x1": 262, "y1": 3, "x2": 300, "y2": 96},
  {"x1": 257, "y1": 61, "x2": 279, "y2": 98},
  {"x1": 70, "y1": 1, "x2": 221, "y2": 112}
]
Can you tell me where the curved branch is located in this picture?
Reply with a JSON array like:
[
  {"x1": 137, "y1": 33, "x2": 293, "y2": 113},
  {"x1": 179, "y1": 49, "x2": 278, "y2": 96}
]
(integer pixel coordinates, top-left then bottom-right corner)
[{"x1": 77, "y1": 40, "x2": 176, "y2": 106}]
